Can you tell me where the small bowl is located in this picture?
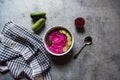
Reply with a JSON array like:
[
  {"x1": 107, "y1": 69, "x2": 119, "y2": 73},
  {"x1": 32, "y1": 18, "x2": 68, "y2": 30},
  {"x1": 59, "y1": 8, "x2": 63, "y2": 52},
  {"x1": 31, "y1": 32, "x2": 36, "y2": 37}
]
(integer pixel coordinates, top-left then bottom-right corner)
[{"x1": 43, "y1": 26, "x2": 74, "y2": 56}]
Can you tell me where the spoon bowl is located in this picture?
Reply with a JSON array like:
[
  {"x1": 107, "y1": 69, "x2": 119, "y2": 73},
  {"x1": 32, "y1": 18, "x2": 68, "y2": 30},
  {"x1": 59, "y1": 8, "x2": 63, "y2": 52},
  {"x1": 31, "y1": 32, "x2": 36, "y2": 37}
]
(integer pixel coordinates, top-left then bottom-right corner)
[{"x1": 84, "y1": 36, "x2": 92, "y2": 45}]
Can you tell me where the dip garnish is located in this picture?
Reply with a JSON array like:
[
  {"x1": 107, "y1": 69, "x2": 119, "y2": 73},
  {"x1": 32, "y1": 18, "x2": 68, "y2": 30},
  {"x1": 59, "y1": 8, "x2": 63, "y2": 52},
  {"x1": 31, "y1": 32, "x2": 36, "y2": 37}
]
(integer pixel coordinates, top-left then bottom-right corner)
[{"x1": 48, "y1": 39, "x2": 52, "y2": 46}]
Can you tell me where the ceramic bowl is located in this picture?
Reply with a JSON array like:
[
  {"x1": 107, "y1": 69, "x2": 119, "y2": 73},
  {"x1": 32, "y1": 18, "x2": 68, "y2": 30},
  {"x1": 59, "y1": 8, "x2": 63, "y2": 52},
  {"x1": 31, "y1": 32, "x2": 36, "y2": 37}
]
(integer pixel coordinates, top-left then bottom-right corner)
[{"x1": 44, "y1": 26, "x2": 74, "y2": 56}]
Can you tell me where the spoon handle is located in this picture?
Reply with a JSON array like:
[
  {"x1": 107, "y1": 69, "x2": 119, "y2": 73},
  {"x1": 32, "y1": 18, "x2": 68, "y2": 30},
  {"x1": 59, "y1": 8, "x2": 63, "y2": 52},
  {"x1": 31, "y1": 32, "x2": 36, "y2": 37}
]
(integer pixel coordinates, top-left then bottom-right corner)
[{"x1": 73, "y1": 44, "x2": 87, "y2": 59}]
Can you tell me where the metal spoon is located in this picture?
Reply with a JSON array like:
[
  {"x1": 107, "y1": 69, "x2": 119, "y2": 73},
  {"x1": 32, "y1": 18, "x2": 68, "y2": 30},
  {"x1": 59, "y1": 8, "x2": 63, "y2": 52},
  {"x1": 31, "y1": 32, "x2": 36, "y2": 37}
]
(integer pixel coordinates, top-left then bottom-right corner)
[{"x1": 73, "y1": 36, "x2": 92, "y2": 59}]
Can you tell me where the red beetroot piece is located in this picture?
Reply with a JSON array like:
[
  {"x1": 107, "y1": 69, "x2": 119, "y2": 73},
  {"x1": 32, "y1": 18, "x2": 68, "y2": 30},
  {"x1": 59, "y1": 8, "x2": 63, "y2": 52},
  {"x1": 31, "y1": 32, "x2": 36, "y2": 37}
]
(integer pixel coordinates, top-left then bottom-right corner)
[{"x1": 74, "y1": 17, "x2": 85, "y2": 28}]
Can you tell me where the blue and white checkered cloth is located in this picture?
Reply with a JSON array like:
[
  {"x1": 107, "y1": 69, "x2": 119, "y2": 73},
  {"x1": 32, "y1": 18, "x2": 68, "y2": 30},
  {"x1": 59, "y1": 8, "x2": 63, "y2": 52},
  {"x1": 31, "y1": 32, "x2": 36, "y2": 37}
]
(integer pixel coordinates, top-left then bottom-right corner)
[{"x1": 0, "y1": 21, "x2": 51, "y2": 80}]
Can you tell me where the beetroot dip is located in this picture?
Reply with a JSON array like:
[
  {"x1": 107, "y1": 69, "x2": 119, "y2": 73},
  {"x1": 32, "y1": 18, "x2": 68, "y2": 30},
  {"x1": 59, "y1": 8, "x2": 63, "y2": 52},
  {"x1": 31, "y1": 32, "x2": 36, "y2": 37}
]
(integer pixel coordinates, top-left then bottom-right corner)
[{"x1": 46, "y1": 29, "x2": 67, "y2": 54}]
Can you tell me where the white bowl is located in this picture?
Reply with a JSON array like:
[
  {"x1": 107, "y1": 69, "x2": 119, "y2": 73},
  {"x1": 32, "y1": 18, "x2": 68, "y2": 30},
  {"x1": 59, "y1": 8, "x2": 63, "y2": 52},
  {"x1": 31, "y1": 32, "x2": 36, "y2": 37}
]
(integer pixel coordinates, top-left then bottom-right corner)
[{"x1": 43, "y1": 26, "x2": 74, "y2": 56}]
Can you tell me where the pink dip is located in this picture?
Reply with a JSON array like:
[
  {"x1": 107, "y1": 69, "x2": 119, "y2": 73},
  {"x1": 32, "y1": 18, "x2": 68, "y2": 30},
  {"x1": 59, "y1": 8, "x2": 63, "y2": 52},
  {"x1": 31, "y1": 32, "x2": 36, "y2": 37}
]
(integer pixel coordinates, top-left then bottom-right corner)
[{"x1": 46, "y1": 30, "x2": 67, "y2": 54}]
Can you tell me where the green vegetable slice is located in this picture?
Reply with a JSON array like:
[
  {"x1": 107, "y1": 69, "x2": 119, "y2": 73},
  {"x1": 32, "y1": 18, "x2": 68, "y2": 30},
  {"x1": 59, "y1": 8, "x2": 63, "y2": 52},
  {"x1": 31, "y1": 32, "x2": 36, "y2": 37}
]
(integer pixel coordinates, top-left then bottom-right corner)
[
  {"x1": 59, "y1": 30, "x2": 62, "y2": 33},
  {"x1": 61, "y1": 30, "x2": 67, "y2": 34},
  {"x1": 67, "y1": 40, "x2": 72, "y2": 46},
  {"x1": 63, "y1": 46, "x2": 69, "y2": 52},
  {"x1": 66, "y1": 33, "x2": 71, "y2": 41}
]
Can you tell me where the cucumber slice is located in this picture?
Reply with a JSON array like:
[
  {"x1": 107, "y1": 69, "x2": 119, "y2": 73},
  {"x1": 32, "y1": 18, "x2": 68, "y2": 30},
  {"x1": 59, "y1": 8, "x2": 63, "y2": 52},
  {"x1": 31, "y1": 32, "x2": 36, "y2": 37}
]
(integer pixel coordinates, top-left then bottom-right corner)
[
  {"x1": 63, "y1": 46, "x2": 69, "y2": 52},
  {"x1": 59, "y1": 30, "x2": 62, "y2": 34},
  {"x1": 61, "y1": 30, "x2": 67, "y2": 34},
  {"x1": 67, "y1": 40, "x2": 72, "y2": 46},
  {"x1": 66, "y1": 33, "x2": 72, "y2": 41}
]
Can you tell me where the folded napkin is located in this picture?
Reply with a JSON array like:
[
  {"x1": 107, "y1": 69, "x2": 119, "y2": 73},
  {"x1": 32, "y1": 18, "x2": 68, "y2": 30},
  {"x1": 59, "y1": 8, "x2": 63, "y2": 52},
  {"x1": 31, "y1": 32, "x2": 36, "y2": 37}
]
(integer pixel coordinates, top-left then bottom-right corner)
[{"x1": 0, "y1": 21, "x2": 51, "y2": 80}]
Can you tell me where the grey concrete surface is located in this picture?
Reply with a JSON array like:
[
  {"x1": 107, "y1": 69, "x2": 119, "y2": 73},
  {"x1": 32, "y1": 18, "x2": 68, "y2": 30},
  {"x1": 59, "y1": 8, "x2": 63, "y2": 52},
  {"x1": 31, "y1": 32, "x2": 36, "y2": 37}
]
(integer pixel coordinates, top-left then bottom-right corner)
[{"x1": 0, "y1": 0, "x2": 120, "y2": 80}]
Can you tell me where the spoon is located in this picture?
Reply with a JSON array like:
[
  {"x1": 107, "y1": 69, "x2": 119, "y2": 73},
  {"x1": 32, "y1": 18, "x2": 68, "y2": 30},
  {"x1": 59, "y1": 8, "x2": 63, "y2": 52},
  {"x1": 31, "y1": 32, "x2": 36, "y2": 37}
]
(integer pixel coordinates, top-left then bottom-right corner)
[{"x1": 73, "y1": 36, "x2": 92, "y2": 59}]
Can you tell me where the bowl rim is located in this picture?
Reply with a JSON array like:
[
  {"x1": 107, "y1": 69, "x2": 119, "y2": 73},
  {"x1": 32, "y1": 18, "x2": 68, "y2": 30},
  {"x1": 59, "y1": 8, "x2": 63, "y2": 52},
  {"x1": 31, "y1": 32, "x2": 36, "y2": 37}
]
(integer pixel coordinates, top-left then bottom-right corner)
[{"x1": 43, "y1": 26, "x2": 74, "y2": 56}]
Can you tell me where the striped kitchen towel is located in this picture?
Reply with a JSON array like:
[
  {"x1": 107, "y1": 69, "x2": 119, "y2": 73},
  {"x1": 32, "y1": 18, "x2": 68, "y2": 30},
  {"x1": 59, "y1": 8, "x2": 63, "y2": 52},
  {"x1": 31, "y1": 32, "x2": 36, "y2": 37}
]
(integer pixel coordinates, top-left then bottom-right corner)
[{"x1": 0, "y1": 21, "x2": 51, "y2": 80}]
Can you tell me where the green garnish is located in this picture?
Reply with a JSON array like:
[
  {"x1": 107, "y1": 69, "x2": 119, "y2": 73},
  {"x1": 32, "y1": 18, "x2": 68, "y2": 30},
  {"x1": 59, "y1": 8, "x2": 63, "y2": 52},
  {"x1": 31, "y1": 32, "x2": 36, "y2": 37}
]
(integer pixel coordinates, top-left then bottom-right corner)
[{"x1": 48, "y1": 39, "x2": 52, "y2": 46}]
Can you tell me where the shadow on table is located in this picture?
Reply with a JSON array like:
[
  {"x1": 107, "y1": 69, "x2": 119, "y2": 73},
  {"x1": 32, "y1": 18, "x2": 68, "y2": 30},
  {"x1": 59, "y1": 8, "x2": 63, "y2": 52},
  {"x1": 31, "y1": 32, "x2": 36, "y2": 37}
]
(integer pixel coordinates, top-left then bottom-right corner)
[
  {"x1": 34, "y1": 24, "x2": 46, "y2": 35},
  {"x1": 50, "y1": 49, "x2": 73, "y2": 65},
  {"x1": 0, "y1": 62, "x2": 8, "y2": 74},
  {"x1": 76, "y1": 27, "x2": 85, "y2": 33}
]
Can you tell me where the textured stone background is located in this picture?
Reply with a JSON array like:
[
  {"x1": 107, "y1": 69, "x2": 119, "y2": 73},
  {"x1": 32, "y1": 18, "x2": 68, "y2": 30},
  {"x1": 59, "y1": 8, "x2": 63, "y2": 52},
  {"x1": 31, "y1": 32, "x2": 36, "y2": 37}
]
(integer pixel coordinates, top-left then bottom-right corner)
[{"x1": 0, "y1": 0, "x2": 120, "y2": 80}]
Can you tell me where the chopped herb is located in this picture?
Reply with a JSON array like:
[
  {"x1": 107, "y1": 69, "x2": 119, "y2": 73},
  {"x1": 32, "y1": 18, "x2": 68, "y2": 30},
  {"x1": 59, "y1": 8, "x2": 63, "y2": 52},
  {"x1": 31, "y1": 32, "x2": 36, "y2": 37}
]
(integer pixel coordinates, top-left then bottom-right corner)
[{"x1": 48, "y1": 39, "x2": 52, "y2": 46}]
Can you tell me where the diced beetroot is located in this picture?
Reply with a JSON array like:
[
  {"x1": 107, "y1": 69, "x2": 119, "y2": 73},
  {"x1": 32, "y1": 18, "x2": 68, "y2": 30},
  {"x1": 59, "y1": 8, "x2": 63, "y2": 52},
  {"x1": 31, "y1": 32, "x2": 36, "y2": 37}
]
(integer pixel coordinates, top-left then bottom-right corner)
[{"x1": 74, "y1": 17, "x2": 85, "y2": 28}]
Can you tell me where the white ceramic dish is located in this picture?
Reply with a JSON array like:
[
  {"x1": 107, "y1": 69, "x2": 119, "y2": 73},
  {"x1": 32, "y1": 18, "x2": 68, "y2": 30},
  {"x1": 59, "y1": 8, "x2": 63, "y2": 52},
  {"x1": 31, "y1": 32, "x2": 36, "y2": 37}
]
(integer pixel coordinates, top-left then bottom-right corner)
[{"x1": 44, "y1": 26, "x2": 74, "y2": 56}]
